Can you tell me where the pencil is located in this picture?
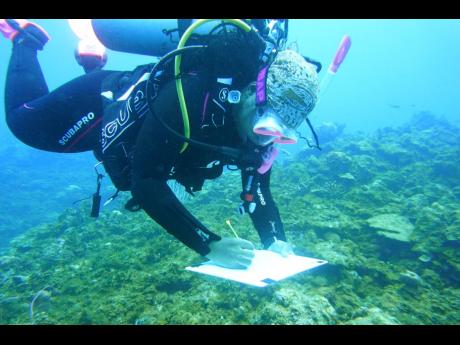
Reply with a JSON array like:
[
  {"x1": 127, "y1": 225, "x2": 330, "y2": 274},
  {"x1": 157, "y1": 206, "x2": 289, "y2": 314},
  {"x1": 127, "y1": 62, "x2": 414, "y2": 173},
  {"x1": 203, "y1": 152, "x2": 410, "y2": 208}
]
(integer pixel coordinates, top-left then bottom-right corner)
[{"x1": 225, "y1": 219, "x2": 240, "y2": 239}]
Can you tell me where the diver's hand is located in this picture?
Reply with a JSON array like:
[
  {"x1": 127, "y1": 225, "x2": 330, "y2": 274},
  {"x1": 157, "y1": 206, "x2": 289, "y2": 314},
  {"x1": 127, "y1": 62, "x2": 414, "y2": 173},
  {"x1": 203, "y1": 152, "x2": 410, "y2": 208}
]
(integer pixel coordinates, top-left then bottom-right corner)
[
  {"x1": 267, "y1": 239, "x2": 294, "y2": 257},
  {"x1": 205, "y1": 238, "x2": 255, "y2": 269}
]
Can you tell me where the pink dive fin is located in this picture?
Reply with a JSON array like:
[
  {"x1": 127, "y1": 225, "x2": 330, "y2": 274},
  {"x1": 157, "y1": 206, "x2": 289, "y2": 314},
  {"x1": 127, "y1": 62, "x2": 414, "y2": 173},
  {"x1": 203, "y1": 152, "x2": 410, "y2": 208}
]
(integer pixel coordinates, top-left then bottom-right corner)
[
  {"x1": 0, "y1": 19, "x2": 28, "y2": 39},
  {"x1": 0, "y1": 19, "x2": 18, "y2": 39},
  {"x1": 0, "y1": 19, "x2": 50, "y2": 41},
  {"x1": 329, "y1": 35, "x2": 351, "y2": 74}
]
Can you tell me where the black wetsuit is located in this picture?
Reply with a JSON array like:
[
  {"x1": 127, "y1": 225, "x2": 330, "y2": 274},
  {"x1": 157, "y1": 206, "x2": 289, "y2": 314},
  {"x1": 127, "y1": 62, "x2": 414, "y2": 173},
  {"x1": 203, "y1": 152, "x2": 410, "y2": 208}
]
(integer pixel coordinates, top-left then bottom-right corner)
[{"x1": 4, "y1": 31, "x2": 286, "y2": 257}]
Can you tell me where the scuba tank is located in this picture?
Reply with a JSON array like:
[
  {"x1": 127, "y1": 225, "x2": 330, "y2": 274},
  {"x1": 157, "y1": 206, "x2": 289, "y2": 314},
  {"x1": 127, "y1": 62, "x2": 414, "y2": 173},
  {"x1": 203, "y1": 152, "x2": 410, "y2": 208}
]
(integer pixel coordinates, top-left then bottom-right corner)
[{"x1": 91, "y1": 19, "x2": 232, "y2": 57}]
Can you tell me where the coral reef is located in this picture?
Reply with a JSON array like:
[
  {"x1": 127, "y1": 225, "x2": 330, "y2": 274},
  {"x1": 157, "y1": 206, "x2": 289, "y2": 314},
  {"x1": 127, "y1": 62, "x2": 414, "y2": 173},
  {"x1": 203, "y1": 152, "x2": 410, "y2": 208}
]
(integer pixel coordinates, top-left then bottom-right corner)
[{"x1": 0, "y1": 112, "x2": 459, "y2": 324}]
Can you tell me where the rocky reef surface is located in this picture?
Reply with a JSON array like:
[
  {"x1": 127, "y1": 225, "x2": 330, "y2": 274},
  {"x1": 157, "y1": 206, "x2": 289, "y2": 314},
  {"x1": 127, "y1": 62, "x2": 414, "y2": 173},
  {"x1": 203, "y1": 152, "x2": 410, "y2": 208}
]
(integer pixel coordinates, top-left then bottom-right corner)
[{"x1": 0, "y1": 112, "x2": 459, "y2": 324}]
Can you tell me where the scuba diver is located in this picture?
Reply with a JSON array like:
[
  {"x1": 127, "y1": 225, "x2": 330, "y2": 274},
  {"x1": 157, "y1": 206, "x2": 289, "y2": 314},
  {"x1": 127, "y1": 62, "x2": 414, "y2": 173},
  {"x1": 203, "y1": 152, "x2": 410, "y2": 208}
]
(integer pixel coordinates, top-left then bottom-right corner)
[{"x1": 1, "y1": 19, "x2": 321, "y2": 269}]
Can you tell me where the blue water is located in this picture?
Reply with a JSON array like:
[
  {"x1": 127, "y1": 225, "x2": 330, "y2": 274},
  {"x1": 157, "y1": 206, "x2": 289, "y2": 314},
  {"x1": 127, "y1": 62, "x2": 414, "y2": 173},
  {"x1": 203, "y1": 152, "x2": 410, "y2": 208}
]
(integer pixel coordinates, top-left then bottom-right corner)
[{"x1": 1, "y1": 19, "x2": 460, "y2": 248}]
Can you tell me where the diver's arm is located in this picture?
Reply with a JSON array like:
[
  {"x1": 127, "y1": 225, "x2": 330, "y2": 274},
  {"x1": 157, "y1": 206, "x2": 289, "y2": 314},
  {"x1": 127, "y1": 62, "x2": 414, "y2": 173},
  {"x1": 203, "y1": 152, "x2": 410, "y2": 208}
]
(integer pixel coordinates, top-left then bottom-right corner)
[
  {"x1": 131, "y1": 103, "x2": 221, "y2": 256},
  {"x1": 241, "y1": 168, "x2": 287, "y2": 248},
  {"x1": 131, "y1": 177, "x2": 221, "y2": 256}
]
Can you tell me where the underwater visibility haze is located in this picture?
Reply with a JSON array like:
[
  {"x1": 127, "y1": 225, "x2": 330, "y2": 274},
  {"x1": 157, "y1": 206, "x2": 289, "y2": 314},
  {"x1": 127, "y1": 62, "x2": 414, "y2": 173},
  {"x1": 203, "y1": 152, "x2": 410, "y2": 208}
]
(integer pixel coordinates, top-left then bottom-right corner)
[{"x1": 0, "y1": 19, "x2": 459, "y2": 325}]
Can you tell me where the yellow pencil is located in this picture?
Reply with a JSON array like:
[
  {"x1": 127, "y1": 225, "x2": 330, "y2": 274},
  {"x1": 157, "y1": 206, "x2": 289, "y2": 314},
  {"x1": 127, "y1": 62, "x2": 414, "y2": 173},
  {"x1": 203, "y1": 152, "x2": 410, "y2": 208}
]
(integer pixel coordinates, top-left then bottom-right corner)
[{"x1": 225, "y1": 219, "x2": 240, "y2": 239}]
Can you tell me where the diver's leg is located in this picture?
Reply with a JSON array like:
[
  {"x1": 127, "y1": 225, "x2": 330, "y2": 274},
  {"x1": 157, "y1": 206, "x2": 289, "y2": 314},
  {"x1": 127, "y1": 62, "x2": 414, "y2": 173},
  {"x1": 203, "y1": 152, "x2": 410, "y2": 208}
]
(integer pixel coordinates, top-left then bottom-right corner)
[
  {"x1": 6, "y1": 70, "x2": 115, "y2": 153},
  {"x1": 3, "y1": 20, "x2": 116, "y2": 153},
  {"x1": 4, "y1": 36, "x2": 49, "y2": 113},
  {"x1": 3, "y1": 19, "x2": 51, "y2": 112}
]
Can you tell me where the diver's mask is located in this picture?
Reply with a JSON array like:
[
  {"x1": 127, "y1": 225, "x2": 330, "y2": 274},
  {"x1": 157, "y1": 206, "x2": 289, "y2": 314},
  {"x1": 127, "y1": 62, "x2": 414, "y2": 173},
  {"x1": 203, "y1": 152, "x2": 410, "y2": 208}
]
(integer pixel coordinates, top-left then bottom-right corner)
[{"x1": 252, "y1": 107, "x2": 298, "y2": 144}]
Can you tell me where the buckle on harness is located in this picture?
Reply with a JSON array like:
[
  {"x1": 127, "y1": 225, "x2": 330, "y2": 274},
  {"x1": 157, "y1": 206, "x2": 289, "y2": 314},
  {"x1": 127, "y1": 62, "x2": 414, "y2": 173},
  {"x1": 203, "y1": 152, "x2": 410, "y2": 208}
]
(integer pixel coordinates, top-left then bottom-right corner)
[{"x1": 90, "y1": 162, "x2": 105, "y2": 218}]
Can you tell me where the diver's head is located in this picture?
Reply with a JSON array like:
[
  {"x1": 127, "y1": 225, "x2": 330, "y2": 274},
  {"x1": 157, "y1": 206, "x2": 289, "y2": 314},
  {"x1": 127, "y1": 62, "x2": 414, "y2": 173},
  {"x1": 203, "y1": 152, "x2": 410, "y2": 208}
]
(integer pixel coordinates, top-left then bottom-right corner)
[{"x1": 234, "y1": 49, "x2": 320, "y2": 146}]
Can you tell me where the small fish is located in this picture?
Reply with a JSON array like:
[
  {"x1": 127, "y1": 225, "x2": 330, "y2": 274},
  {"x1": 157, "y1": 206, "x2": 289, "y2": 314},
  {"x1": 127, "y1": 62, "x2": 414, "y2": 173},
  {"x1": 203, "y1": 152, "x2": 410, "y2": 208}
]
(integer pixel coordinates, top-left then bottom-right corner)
[
  {"x1": 279, "y1": 148, "x2": 292, "y2": 156},
  {"x1": 387, "y1": 104, "x2": 401, "y2": 109},
  {"x1": 418, "y1": 254, "x2": 432, "y2": 263},
  {"x1": 66, "y1": 184, "x2": 82, "y2": 191}
]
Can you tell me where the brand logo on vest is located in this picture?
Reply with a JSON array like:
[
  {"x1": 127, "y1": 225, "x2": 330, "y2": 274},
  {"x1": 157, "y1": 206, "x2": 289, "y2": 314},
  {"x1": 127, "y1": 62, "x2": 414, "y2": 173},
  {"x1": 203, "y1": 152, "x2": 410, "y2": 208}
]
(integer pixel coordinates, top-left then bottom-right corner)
[
  {"x1": 59, "y1": 112, "x2": 96, "y2": 146},
  {"x1": 101, "y1": 89, "x2": 149, "y2": 153},
  {"x1": 219, "y1": 88, "x2": 229, "y2": 102}
]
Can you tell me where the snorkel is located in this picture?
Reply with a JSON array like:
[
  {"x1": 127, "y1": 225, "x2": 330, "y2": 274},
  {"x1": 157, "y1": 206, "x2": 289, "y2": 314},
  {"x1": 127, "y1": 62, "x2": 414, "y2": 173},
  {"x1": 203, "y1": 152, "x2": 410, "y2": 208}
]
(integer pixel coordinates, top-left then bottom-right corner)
[
  {"x1": 300, "y1": 34, "x2": 351, "y2": 150},
  {"x1": 319, "y1": 34, "x2": 352, "y2": 101}
]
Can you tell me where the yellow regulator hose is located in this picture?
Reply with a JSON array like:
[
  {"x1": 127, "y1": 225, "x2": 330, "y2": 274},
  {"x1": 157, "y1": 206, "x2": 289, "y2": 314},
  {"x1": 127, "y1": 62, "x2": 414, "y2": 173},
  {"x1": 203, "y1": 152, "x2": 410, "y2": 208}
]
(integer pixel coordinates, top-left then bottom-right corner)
[{"x1": 175, "y1": 19, "x2": 252, "y2": 153}]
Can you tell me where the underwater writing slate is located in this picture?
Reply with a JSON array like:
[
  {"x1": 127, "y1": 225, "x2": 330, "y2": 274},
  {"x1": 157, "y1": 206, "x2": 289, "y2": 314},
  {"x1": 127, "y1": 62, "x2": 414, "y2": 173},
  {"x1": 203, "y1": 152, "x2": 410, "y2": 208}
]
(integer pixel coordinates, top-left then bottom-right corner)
[{"x1": 186, "y1": 250, "x2": 328, "y2": 287}]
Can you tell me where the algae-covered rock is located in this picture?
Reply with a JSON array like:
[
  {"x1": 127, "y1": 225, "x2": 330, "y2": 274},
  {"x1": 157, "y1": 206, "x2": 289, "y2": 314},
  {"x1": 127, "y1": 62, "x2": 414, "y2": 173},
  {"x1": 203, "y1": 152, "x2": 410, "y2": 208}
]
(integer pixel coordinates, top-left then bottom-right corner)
[
  {"x1": 376, "y1": 143, "x2": 414, "y2": 166},
  {"x1": 324, "y1": 232, "x2": 342, "y2": 243},
  {"x1": 253, "y1": 287, "x2": 337, "y2": 325},
  {"x1": 303, "y1": 204, "x2": 359, "y2": 233},
  {"x1": 404, "y1": 193, "x2": 430, "y2": 211},
  {"x1": 0, "y1": 256, "x2": 20, "y2": 269},
  {"x1": 324, "y1": 151, "x2": 354, "y2": 174},
  {"x1": 406, "y1": 111, "x2": 451, "y2": 131},
  {"x1": 344, "y1": 140, "x2": 376, "y2": 155},
  {"x1": 312, "y1": 241, "x2": 353, "y2": 267},
  {"x1": 431, "y1": 160, "x2": 460, "y2": 181},
  {"x1": 367, "y1": 214, "x2": 414, "y2": 242},
  {"x1": 444, "y1": 224, "x2": 460, "y2": 243},
  {"x1": 345, "y1": 307, "x2": 400, "y2": 325},
  {"x1": 337, "y1": 173, "x2": 356, "y2": 188},
  {"x1": 399, "y1": 270, "x2": 424, "y2": 287},
  {"x1": 414, "y1": 205, "x2": 449, "y2": 238},
  {"x1": 348, "y1": 178, "x2": 400, "y2": 208},
  {"x1": 418, "y1": 254, "x2": 432, "y2": 263}
]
